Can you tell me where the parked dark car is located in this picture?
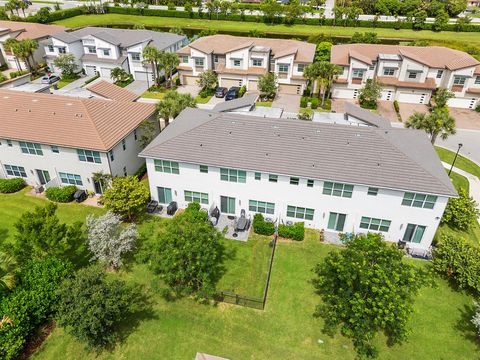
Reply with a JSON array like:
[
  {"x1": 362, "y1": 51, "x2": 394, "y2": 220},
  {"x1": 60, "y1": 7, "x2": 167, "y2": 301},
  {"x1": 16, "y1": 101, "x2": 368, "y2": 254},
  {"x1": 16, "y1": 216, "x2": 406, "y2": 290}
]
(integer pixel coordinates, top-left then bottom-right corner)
[
  {"x1": 215, "y1": 87, "x2": 228, "y2": 98},
  {"x1": 41, "y1": 74, "x2": 60, "y2": 84},
  {"x1": 225, "y1": 87, "x2": 240, "y2": 101}
]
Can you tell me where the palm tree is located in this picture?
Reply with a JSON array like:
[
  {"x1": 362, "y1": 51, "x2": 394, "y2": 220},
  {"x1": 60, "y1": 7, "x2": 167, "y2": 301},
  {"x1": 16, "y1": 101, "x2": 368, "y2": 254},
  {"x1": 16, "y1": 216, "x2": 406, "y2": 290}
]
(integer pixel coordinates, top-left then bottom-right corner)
[
  {"x1": 18, "y1": 0, "x2": 29, "y2": 17},
  {"x1": 156, "y1": 91, "x2": 197, "y2": 128},
  {"x1": 405, "y1": 108, "x2": 456, "y2": 144},
  {"x1": 303, "y1": 62, "x2": 321, "y2": 97},
  {"x1": 142, "y1": 45, "x2": 163, "y2": 87},
  {"x1": 0, "y1": 252, "x2": 17, "y2": 294},
  {"x1": 20, "y1": 38, "x2": 39, "y2": 72},
  {"x1": 6, "y1": 0, "x2": 20, "y2": 16},
  {"x1": 161, "y1": 52, "x2": 180, "y2": 89},
  {"x1": 4, "y1": 38, "x2": 22, "y2": 70}
]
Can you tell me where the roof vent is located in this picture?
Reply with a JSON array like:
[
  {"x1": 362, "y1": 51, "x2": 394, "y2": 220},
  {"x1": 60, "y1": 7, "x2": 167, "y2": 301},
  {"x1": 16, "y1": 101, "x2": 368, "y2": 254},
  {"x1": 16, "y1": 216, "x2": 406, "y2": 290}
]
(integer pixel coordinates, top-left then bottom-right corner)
[
  {"x1": 15, "y1": 108, "x2": 18, "y2": 112},
  {"x1": 199, "y1": 143, "x2": 203, "y2": 147},
  {"x1": 28, "y1": 109, "x2": 31, "y2": 112},
  {"x1": 66, "y1": 103, "x2": 73, "y2": 106},
  {"x1": 3, "y1": 96, "x2": 9, "y2": 99},
  {"x1": 32, "y1": 99, "x2": 38, "y2": 102}
]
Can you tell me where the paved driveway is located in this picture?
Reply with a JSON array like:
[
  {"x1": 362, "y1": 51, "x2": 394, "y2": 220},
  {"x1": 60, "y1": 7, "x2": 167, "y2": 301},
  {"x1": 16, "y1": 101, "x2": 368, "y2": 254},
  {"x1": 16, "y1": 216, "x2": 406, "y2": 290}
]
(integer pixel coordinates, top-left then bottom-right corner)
[
  {"x1": 125, "y1": 80, "x2": 149, "y2": 96},
  {"x1": 449, "y1": 108, "x2": 480, "y2": 130},
  {"x1": 177, "y1": 84, "x2": 200, "y2": 97},
  {"x1": 272, "y1": 94, "x2": 301, "y2": 113}
]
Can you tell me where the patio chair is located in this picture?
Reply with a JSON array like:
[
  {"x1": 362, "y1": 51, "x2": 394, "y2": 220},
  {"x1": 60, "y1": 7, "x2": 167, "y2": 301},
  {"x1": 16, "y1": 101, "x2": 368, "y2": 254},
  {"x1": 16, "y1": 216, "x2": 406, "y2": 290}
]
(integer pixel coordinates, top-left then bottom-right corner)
[{"x1": 146, "y1": 200, "x2": 158, "y2": 213}]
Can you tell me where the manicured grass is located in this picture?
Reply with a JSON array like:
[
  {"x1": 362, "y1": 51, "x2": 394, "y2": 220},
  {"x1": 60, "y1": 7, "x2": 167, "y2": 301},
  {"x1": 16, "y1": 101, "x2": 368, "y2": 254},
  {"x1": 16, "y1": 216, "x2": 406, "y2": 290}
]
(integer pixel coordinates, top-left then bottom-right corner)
[
  {"x1": 114, "y1": 78, "x2": 134, "y2": 88},
  {"x1": 436, "y1": 146, "x2": 480, "y2": 179},
  {"x1": 450, "y1": 170, "x2": 470, "y2": 194},
  {"x1": 256, "y1": 101, "x2": 272, "y2": 107},
  {"x1": 54, "y1": 14, "x2": 480, "y2": 45},
  {"x1": 56, "y1": 76, "x2": 78, "y2": 89},
  {"x1": 140, "y1": 90, "x2": 165, "y2": 99},
  {"x1": 195, "y1": 94, "x2": 213, "y2": 104}
]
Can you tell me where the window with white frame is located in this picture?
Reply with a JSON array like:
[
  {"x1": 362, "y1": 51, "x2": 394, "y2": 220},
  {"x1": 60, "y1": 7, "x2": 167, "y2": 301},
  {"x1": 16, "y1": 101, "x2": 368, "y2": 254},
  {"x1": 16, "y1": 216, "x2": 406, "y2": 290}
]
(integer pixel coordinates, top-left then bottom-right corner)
[
  {"x1": 252, "y1": 58, "x2": 263, "y2": 67},
  {"x1": 249, "y1": 200, "x2": 275, "y2": 214},
  {"x1": 87, "y1": 46, "x2": 96, "y2": 54},
  {"x1": 184, "y1": 190, "x2": 209, "y2": 204},
  {"x1": 122, "y1": 139, "x2": 126, "y2": 151},
  {"x1": 58, "y1": 47, "x2": 66, "y2": 54},
  {"x1": 352, "y1": 69, "x2": 365, "y2": 79},
  {"x1": 453, "y1": 76, "x2": 467, "y2": 85},
  {"x1": 383, "y1": 68, "x2": 395, "y2": 76},
  {"x1": 194, "y1": 58, "x2": 204, "y2": 66},
  {"x1": 290, "y1": 177, "x2": 299, "y2": 185},
  {"x1": 367, "y1": 187, "x2": 378, "y2": 196},
  {"x1": 108, "y1": 150, "x2": 114, "y2": 161},
  {"x1": 297, "y1": 64, "x2": 305, "y2": 73},
  {"x1": 154, "y1": 160, "x2": 179, "y2": 174},
  {"x1": 59, "y1": 172, "x2": 83, "y2": 186},
  {"x1": 4, "y1": 164, "x2": 27, "y2": 177},
  {"x1": 407, "y1": 71, "x2": 418, "y2": 79},
  {"x1": 77, "y1": 149, "x2": 101, "y2": 164},
  {"x1": 220, "y1": 168, "x2": 246, "y2": 183},
  {"x1": 181, "y1": 55, "x2": 188, "y2": 63},
  {"x1": 269, "y1": 174, "x2": 278, "y2": 183},
  {"x1": 475, "y1": 76, "x2": 480, "y2": 85},
  {"x1": 51, "y1": 145, "x2": 59, "y2": 153},
  {"x1": 436, "y1": 70, "x2": 444, "y2": 79},
  {"x1": 47, "y1": 45, "x2": 54, "y2": 52},
  {"x1": 307, "y1": 179, "x2": 314, "y2": 187},
  {"x1": 323, "y1": 181, "x2": 354, "y2": 198},
  {"x1": 213, "y1": 55, "x2": 218, "y2": 63},
  {"x1": 199, "y1": 165, "x2": 208, "y2": 173},
  {"x1": 360, "y1": 216, "x2": 391, "y2": 232},
  {"x1": 402, "y1": 192, "x2": 437, "y2": 209},
  {"x1": 286, "y1": 205, "x2": 314, "y2": 220},
  {"x1": 102, "y1": 49, "x2": 111, "y2": 56},
  {"x1": 131, "y1": 52, "x2": 141, "y2": 61},
  {"x1": 278, "y1": 64, "x2": 289, "y2": 73},
  {"x1": 19, "y1": 141, "x2": 43, "y2": 155},
  {"x1": 233, "y1": 59, "x2": 241, "y2": 67}
]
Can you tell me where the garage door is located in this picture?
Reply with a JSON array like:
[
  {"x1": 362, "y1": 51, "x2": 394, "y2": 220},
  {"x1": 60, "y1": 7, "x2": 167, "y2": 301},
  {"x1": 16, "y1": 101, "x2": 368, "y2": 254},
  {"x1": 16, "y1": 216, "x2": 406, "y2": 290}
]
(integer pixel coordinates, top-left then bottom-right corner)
[
  {"x1": 182, "y1": 75, "x2": 198, "y2": 85},
  {"x1": 85, "y1": 65, "x2": 96, "y2": 76},
  {"x1": 221, "y1": 78, "x2": 242, "y2": 88},
  {"x1": 278, "y1": 84, "x2": 301, "y2": 95},
  {"x1": 397, "y1": 92, "x2": 427, "y2": 104},
  {"x1": 332, "y1": 88, "x2": 355, "y2": 99},
  {"x1": 100, "y1": 67, "x2": 112, "y2": 78},
  {"x1": 248, "y1": 80, "x2": 258, "y2": 91},
  {"x1": 134, "y1": 71, "x2": 152, "y2": 82},
  {"x1": 447, "y1": 97, "x2": 477, "y2": 109}
]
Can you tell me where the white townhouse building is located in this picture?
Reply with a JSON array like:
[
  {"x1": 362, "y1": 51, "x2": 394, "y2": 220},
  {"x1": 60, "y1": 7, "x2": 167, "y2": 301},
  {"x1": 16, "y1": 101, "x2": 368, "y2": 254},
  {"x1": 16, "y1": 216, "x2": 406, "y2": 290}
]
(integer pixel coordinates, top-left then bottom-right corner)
[
  {"x1": 176, "y1": 35, "x2": 316, "y2": 95},
  {"x1": 140, "y1": 107, "x2": 457, "y2": 251},
  {"x1": 0, "y1": 21, "x2": 65, "y2": 71},
  {"x1": 43, "y1": 27, "x2": 188, "y2": 81},
  {"x1": 0, "y1": 88, "x2": 158, "y2": 193},
  {"x1": 331, "y1": 44, "x2": 480, "y2": 109}
]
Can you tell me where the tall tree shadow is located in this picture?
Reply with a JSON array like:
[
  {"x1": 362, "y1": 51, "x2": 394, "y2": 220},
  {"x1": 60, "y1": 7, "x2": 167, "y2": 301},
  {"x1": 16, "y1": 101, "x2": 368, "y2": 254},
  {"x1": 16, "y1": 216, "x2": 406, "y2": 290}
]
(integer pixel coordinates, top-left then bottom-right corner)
[{"x1": 455, "y1": 302, "x2": 480, "y2": 350}]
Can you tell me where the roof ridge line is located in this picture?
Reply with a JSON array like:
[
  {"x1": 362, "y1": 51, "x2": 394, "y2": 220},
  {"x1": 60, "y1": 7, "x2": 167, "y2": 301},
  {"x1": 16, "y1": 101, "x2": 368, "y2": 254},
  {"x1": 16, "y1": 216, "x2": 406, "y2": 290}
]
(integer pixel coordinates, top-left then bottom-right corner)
[{"x1": 79, "y1": 99, "x2": 108, "y2": 149}]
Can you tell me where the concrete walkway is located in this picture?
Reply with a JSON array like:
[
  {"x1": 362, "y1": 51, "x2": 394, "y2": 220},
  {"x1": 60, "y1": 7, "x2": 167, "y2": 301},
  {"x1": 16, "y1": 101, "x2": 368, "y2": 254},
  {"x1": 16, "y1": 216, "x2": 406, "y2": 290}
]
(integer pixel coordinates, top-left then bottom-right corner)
[{"x1": 442, "y1": 161, "x2": 480, "y2": 220}]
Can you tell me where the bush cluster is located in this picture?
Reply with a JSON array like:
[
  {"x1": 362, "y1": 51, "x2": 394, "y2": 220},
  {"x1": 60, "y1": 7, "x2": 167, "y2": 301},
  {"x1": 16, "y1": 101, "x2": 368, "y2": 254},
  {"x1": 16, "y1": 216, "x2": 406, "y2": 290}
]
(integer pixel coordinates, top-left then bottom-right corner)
[
  {"x1": 198, "y1": 88, "x2": 214, "y2": 98},
  {"x1": 393, "y1": 100, "x2": 400, "y2": 113},
  {"x1": 278, "y1": 222, "x2": 305, "y2": 241},
  {"x1": 300, "y1": 96, "x2": 308, "y2": 108},
  {"x1": 441, "y1": 188, "x2": 479, "y2": 231},
  {"x1": 45, "y1": 185, "x2": 77, "y2": 203},
  {"x1": 0, "y1": 178, "x2": 25, "y2": 194},
  {"x1": 9, "y1": 70, "x2": 28, "y2": 79},
  {"x1": 238, "y1": 85, "x2": 246, "y2": 97},
  {"x1": 252, "y1": 213, "x2": 275, "y2": 236}
]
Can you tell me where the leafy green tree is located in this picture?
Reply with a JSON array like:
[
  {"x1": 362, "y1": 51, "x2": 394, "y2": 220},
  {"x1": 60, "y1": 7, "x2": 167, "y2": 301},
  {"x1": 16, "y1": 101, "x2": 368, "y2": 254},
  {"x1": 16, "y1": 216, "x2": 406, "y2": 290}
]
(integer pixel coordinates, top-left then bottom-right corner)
[
  {"x1": 56, "y1": 265, "x2": 137, "y2": 349},
  {"x1": 412, "y1": 9, "x2": 427, "y2": 30},
  {"x1": 258, "y1": 72, "x2": 278, "y2": 98},
  {"x1": 102, "y1": 176, "x2": 150, "y2": 222},
  {"x1": 110, "y1": 67, "x2": 132, "y2": 84},
  {"x1": 445, "y1": 0, "x2": 467, "y2": 16},
  {"x1": 405, "y1": 108, "x2": 456, "y2": 144},
  {"x1": 262, "y1": 0, "x2": 282, "y2": 24},
  {"x1": 303, "y1": 62, "x2": 321, "y2": 97},
  {"x1": 4, "y1": 38, "x2": 38, "y2": 73},
  {"x1": 358, "y1": 78, "x2": 382, "y2": 109},
  {"x1": 142, "y1": 203, "x2": 225, "y2": 298},
  {"x1": 156, "y1": 90, "x2": 197, "y2": 127},
  {"x1": 161, "y1": 51, "x2": 179, "y2": 88},
  {"x1": 313, "y1": 233, "x2": 429, "y2": 358},
  {"x1": 138, "y1": 118, "x2": 158, "y2": 149},
  {"x1": 432, "y1": 9, "x2": 449, "y2": 31},
  {"x1": 454, "y1": 15, "x2": 471, "y2": 32},
  {"x1": 315, "y1": 41, "x2": 333, "y2": 62},
  {"x1": 0, "y1": 253, "x2": 16, "y2": 295},
  {"x1": 196, "y1": 69, "x2": 218, "y2": 90},
  {"x1": 18, "y1": 0, "x2": 28, "y2": 16},
  {"x1": 5, "y1": 0, "x2": 20, "y2": 16},
  {"x1": 431, "y1": 87, "x2": 454, "y2": 109},
  {"x1": 184, "y1": 1, "x2": 193, "y2": 16},
  {"x1": 53, "y1": 53, "x2": 78, "y2": 78},
  {"x1": 283, "y1": 0, "x2": 304, "y2": 25},
  {"x1": 442, "y1": 188, "x2": 479, "y2": 231},
  {"x1": 35, "y1": 6, "x2": 51, "y2": 23},
  {"x1": 350, "y1": 31, "x2": 379, "y2": 44},
  {"x1": 12, "y1": 203, "x2": 85, "y2": 265},
  {"x1": 169, "y1": 26, "x2": 185, "y2": 35}
]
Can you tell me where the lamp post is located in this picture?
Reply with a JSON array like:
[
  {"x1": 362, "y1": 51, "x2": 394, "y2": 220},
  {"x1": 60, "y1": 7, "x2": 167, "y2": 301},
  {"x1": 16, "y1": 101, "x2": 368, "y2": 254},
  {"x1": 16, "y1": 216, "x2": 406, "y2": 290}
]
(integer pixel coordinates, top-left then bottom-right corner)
[{"x1": 448, "y1": 143, "x2": 463, "y2": 176}]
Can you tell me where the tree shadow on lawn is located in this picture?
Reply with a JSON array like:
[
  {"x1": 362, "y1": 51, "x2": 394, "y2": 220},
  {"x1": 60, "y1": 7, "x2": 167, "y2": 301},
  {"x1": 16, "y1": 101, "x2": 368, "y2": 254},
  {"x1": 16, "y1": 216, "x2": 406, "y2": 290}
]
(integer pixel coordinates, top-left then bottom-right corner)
[{"x1": 455, "y1": 303, "x2": 480, "y2": 350}]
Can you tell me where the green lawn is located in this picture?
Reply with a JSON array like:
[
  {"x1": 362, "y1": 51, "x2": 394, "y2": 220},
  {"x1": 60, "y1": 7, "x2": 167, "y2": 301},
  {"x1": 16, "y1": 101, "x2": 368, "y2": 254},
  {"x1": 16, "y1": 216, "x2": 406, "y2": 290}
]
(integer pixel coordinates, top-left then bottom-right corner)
[
  {"x1": 1, "y1": 189, "x2": 479, "y2": 359},
  {"x1": 450, "y1": 170, "x2": 470, "y2": 194},
  {"x1": 436, "y1": 146, "x2": 480, "y2": 179},
  {"x1": 56, "y1": 77, "x2": 78, "y2": 89},
  {"x1": 195, "y1": 94, "x2": 213, "y2": 104},
  {"x1": 140, "y1": 90, "x2": 165, "y2": 100},
  {"x1": 53, "y1": 14, "x2": 480, "y2": 45},
  {"x1": 256, "y1": 101, "x2": 272, "y2": 107}
]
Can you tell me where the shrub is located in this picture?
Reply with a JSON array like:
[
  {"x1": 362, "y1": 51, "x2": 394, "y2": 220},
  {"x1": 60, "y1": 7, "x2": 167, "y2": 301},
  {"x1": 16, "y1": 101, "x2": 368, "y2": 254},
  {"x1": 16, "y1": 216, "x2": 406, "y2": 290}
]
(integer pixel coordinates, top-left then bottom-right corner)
[
  {"x1": 252, "y1": 213, "x2": 275, "y2": 236},
  {"x1": 9, "y1": 70, "x2": 28, "y2": 79},
  {"x1": 0, "y1": 178, "x2": 25, "y2": 194},
  {"x1": 0, "y1": 73, "x2": 7, "y2": 83},
  {"x1": 198, "y1": 88, "x2": 214, "y2": 98},
  {"x1": 476, "y1": 104, "x2": 480, "y2": 113},
  {"x1": 310, "y1": 97, "x2": 319, "y2": 109},
  {"x1": 300, "y1": 96, "x2": 308, "y2": 108},
  {"x1": 45, "y1": 185, "x2": 77, "y2": 203},
  {"x1": 238, "y1": 85, "x2": 246, "y2": 97},
  {"x1": 441, "y1": 188, "x2": 479, "y2": 231},
  {"x1": 394, "y1": 100, "x2": 400, "y2": 113},
  {"x1": 278, "y1": 222, "x2": 305, "y2": 241}
]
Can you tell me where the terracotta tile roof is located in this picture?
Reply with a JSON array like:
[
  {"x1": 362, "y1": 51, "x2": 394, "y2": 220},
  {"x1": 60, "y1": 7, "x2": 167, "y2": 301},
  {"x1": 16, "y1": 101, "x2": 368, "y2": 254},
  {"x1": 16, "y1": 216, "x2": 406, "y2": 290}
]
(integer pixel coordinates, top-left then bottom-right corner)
[
  {"x1": 475, "y1": 65, "x2": 480, "y2": 75},
  {"x1": 0, "y1": 89, "x2": 156, "y2": 151},
  {"x1": 376, "y1": 76, "x2": 437, "y2": 90},
  {"x1": 177, "y1": 65, "x2": 193, "y2": 71},
  {"x1": 177, "y1": 35, "x2": 315, "y2": 63},
  {"x1": 0, "y1": 21, "x2": 65, "y2": 40},
  {"x1": 215, "y1": 63, "x2": 267, "y2": 75},
  {"x1": 466, "y1": 88, "x2": 480, "y2": 94},
  {"x1": 87, "y1": 80, "x2": 139, "y2": 102},
  {"x1": 332, "y1": 44, "x2": 480, "y2": 70},
  {"x1": 334, "y1": 78, "x2": 348, "y2": 84}
]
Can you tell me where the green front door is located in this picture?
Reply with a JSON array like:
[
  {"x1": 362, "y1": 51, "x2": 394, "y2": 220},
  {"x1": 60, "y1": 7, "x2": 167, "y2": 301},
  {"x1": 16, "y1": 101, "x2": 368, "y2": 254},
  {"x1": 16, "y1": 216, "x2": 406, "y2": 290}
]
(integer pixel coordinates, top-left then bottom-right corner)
[
  {"x1": 327, "y1": 212, "x2": 346, "y2": 231},
  {"x1": 220, "y1": 196, "x2": 236, "y2": 214},
  {"x1": 157, "y1": 187, "x2": 172, "y2": 204}
]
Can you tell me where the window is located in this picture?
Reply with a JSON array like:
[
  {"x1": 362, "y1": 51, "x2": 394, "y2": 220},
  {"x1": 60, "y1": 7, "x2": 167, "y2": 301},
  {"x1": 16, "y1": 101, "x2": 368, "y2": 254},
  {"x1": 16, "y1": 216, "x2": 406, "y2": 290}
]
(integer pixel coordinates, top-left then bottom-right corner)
[
  {"x1": 77, "y1": 149, "x2": 101, "y2": 164},
  {"x1": 436, "y1": 70, "x2": 444, "y2": 79},
  {"x1": 59, "y1": 172, "x2": 83, "y2": 186},
  {"x1": 185, "y1": 190, "x2": 209, "y2": 204},
  {"x1": 323, "y1": 181, "x2": 354, "y2": 198},
  {"x1": 123, "y1": 166, "x2": 127, "y2": 176},
  {"x1": 290, "y1": 177, "x2": 299, "y2": 185},
  {"x1": 58, "y1": 47, "x2": 66, "y2": 54},
  {"x1": 108, "y1": 150, "x2": 114, "y2": 161},
  {"x1": 327, "y1": 212, "x2": 346, "y2": 232},
  {"x1": 233, "y1": 59, "x2": 241, "y2": 67},
  {"x1": 220, "y1": 168, "x2": 246, "y2": 183},
  {"x1": 252, "y1": 58, "x2": 263, "y2": 67},
  {"x1": 255, "y1": 172, "x2": 261, "y2": 180},
  {"x1": 154, "y1": 159, "x2": 180, "y2": 174},
  {"x1": 475, "y1": 76, "x2": 480, "y2": 85},
  {"x1": 268, "y1": 174, "x2": 278, "y2": 183},
  {"x1": 367, "y1": 187, "x2": 378, "y2": 196},
  {"x1": 407, "y1": 71, "x2": 418, "y2": 79},
  {"x1": 7, "y1": 140, "x2": 12, "y2": 147},
  {"x1": 19, "y1": 141, "x2": 43, "y2": 155},
  {"x1": 297, "y1": 64, "x2": 305, "y2": 73},
  {"x1": 134, "y1": 129, "x2": 137, "y2": 141},
  {"x1": 194, "y1": 57, "x2": 204, "y2": 66},
  {"x1": 383, "y1": 68, "x2": 395, "y2": 76},
  {"x1": 352, "y1": 69, "x2": 364, "y2": 78},
  {"x1": 278, "y1": 64, "x2": 289, "y2": 73},
  {"x1": 131, "y1": 52, "x2": 141, "y2": 61},
  {"x1": 360, "y1": 216, "x2": 391, "y2": 232},
  {"x1": 181, "y1": 55, "x2": 189, "y2": 63},
  {"x1": 307, "y1": 179, "x2": 314, "y2": 187},
  {"x1": 213, "y1": 55, "x2": 218, "y2": 63},
  {"x1": 122, "y1": 139, "x2": 126, "y2": 151},
  {"x1": 286, "y1": 205, "x2": 314, "y2": 220},
  {"x1": 87, "y1": 46, "x2": 96, "y2": 54},
  {"x1": 453, "y1": 76, "x2": 466, "y2": 85},
  {"x1": 200, "y1": 165, "x2": 208, "y2": 173},
  {"x1": 47, "y1": 45, "x2": 54, "y2": 52},
  {"x1": 51, "y1": 145, "x2": 59, "y2": 153},
  {"x1": 102, "y1": 49, "x2": 110, "y2": 56},
  {"x1": 249, "y1": 200, "x2": 275, "y2": 214},
  {"x1": 403, "y1": 224, "x2": 426, "y2": 243},
  {"x1": 4, "y1": 165, "x2": 27, "y2": 178},
  {"x1": 402, "y1": 192, "x2": 437, "y2": 209}
]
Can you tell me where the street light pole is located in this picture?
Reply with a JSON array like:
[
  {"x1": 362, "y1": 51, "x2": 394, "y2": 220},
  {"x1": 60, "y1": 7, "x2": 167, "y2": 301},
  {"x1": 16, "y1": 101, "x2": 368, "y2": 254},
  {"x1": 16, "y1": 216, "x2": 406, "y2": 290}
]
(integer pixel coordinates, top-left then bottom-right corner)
[{"x1": 448, "y1": 143, "x2": 463, "y2": 176}]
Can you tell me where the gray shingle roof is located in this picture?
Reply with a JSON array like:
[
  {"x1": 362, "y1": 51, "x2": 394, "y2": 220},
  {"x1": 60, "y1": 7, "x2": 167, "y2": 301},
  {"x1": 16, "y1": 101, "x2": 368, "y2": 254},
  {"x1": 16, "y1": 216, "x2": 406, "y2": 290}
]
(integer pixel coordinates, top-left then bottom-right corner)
[
  {"x1": 344, "y1": 102, "x2": 391, "y2": 128},
  {"x1": 213, "y1": 94, "x2": 258, "y2": 112},
  {"x1": 140, "y1": 109, "x2": 456, "y2": 197}
]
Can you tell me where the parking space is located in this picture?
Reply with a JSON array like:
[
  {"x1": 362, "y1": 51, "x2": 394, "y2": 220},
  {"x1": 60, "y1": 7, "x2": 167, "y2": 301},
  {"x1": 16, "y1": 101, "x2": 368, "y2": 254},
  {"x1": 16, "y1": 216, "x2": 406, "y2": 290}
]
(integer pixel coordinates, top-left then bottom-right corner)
[
  {"x1": 177, "y1": 84, "x2": 200, "y2": 97},
  {"x1": 272, "y1": 93, "x2": 302, "y2": 113}
]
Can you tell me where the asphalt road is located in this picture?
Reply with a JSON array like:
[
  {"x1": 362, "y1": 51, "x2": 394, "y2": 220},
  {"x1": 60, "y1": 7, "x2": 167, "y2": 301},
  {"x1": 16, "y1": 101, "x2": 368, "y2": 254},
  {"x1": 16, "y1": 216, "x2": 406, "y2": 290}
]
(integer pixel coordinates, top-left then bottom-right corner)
[{"x1": 438, "y1": 129, "x2": 480, "y2": 165}]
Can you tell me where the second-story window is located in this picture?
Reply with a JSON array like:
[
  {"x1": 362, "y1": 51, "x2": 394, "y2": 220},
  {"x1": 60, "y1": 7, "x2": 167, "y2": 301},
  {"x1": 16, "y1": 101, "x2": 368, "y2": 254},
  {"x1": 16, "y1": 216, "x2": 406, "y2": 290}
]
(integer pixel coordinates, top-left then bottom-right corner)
[
  {"x1": 407, "y1": 71, "x2": 419, "y2": 79},
  {"x1": 48, "y1": 45, "x2": 54, "y2": 52},
  {"x1": 436, "y1": 70, "x2": 444, "y2": 79},
  {"x1": 297, "y1": 64, "x2": 305, "y2": 73},
  {"x1": 87, "y1": 46, "x2": 96, "y2": 54},
  {"x1": 131, "y1": 52, "x2": 141, "y2": 61},
  {"x1": 20, "y1": 141, "x2": 43, "y2": 155},
  {"x1": 109, "y1": 150, "x2": 114, "y2": 161},
  {"x1": 233, "y1": 59, "x2": 241, "y2": 67},
  {"x1": 453, "y1": 76, "x2": 467, "y2": 85},
  {"x1": 220, "y1": 168, "x2": 246, "y2": 183},
  {"x1": 402, "y1": 192, "x2": 437, "y2": 209},
  {"x1": 154, "y1": 160, "x2": 180, "y2": 174},
  {"x1": 58, "y1": 47, "x2": 66, "y2": 54},
  {"x1": 122, "y1": 139, "x2": 126, "y2": 151},
  {"x1": 199, "y1": 165, "x2": 208, "y2": 173},
  {"x1": 252, "y1": 58, "x2": 263, "y2": 67},
  {"x1": 102, "y1": 49, "x2": 110, "y2": 56},
  {"x1": 351, "y1": 69, "x2": 364, "y2": 79},
  {"x1": 51, "y1": 145, "x2": 59, "y2": 153},
  {"x1": 290, "y1": 177, "x2": 299, "y2": 185},
  {"x1": 278, "y1": 64, "x2": 289, "y2": 73},
  {"x1": 213, "y1": 55, "x2": 218, "y2": 63},
  {"x1": 383, "y1": 68, "x2": 395, "y2": 76},
  {"x1": 323, "y1": 181, "x2": 354, "y2": 198},
  {"x1": 475, "y1": 76, "x2": 480, "y2": 85},
  {"x1": 181, "y1": 55, "x2": 188, "y2": 63},
  {"x1": 77, "y1": 149, "x2": 101, "y2": 164},
  {"x1": 194, "y1": 58, "x2": 204, "y2": 67}
]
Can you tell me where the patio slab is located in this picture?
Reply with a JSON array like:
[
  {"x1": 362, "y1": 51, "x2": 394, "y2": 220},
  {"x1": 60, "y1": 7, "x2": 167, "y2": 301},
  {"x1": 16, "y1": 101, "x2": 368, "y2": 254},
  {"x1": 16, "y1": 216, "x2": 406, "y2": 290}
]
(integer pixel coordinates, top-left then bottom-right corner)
[{"x1": 215, "y1": 214, "x2": 250, "y2": 241}]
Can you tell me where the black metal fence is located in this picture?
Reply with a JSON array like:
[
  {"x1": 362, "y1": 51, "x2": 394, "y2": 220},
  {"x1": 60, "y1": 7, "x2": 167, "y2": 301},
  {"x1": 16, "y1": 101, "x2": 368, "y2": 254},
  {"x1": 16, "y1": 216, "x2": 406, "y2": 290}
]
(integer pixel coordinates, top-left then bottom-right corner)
[{"x1": 216, "y1": 233, "x2": 278, "y2": 310}]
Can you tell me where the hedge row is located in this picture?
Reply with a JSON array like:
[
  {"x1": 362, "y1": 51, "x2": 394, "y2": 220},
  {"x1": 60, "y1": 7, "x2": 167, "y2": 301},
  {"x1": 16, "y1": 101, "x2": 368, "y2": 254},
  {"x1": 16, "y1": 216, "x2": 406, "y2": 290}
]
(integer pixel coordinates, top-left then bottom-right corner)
[
  {"x1": 252, "y1": 213, "x2": 275, "y2": 236},
  {"x1": 278, "y1": 222, "x2": 305, "y2": 241},
  {"x1": 45, "y1": 185, "x2": 77, "y2": 203},
  {"x1": 0, "y1": 178, "x2": 25, "y2": 194}
]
